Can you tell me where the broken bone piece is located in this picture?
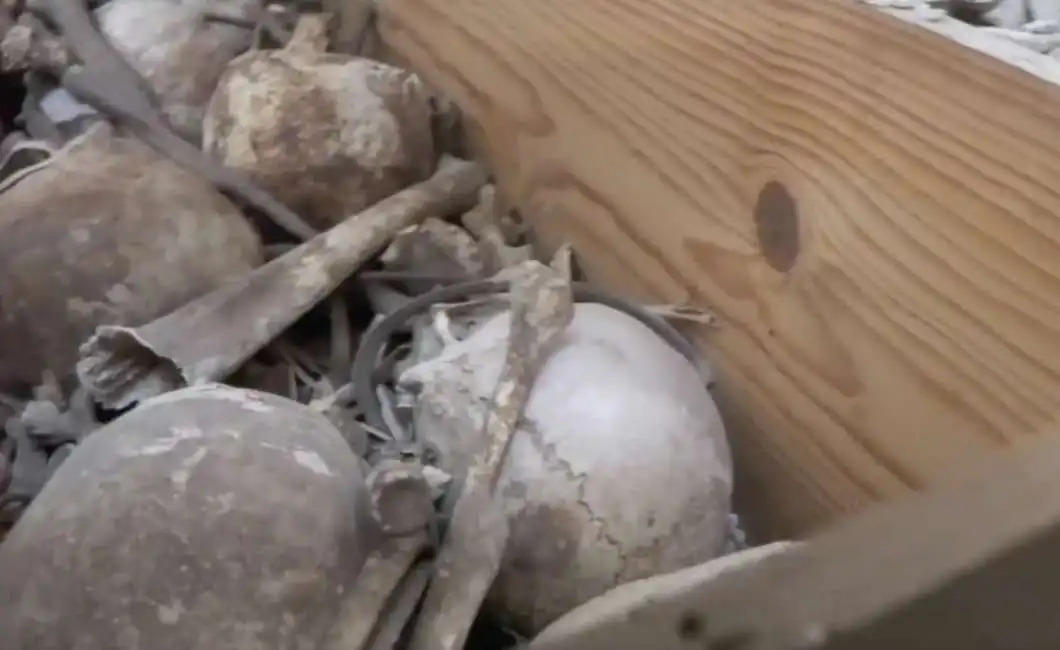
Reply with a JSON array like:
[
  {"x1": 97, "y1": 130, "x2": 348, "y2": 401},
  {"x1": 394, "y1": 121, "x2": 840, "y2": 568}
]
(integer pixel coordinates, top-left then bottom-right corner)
[
  {"x1": 461, "y1": 185, "x2": 533, "y2": 274},
  {"x1": 366, "y1": 457, "x2": 437, "y2": 537},
  {"x1": 0, "y1": 12, "x2": 69, "y2": 73},
  {"x1": 381, "y1": 217, "x2": 488, "y2": 280},
  {"x1": 16, "y1": 386, "x2": 97, "y2": 445},
  {"x1": 0, "y1": 122, "x2": 262, "y2": 393},
  {"x1": 203, "y1": 12, "x2": 436, "y2": 231},
  {"x1": 77, "y1": 155, "x2": 487, "y2": 410},
  {"x1": 96, "y1": 0, "x2": 263, "y2": 141},
  {"x1": 400, "y1": 301, "x2": 733, "y2": 635},
  {"x1": 322, "y1": 533, "x2": 430, "y2": 650},
  {"x1": 0, "y1": 384, "x2": 374, "y2": 650},
  {"x1": 366, "y1": 560, "x2": 434, "y2": 650},
  {"x1": 407, "y1": 260, "x2": 575, "y2": 650}
]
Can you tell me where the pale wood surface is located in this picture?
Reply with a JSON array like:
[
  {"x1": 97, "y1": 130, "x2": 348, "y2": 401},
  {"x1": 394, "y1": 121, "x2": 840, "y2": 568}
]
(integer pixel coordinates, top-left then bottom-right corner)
[
  {"x1": 527, "y1": 431, "x2": 1060, "y2": 650},
  {"x1": 380, "y1": 0, "x2": 1060, "y2": 537}
]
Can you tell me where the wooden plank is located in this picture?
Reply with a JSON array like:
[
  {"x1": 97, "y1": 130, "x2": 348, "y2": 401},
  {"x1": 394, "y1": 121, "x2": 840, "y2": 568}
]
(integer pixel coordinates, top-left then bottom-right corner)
[
  {"x1": 379, "y1": 0, "x2": 1060, "y2": 536},
  {"x1": 527, "y1": 431, "x2": 1060, "y2": 650}
]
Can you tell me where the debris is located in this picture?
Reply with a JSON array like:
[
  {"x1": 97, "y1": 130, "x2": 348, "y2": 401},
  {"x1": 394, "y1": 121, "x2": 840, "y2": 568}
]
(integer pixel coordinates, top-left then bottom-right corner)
[
  {"x1": 461, "y1": 185, "x2": 533, "y2": 274},
  {"x1": 16, "y1": 381, "x2": 97, "y2": 447},
  {"x1": 979, "y1": 24, "x2": 1060, "y2": 49},
  {"x1": 353, "y1": 276, "x2": 716, "y2": 440},
  {"x1": 77, "y1": 155, "x2": 486, "y2": 410},
  {"x1": 407, "y1": 260, "x2": 575, "y2": 650},
  {"x1": 367, "y1": 560, "x2": 435, "y2": 650},
  {"x1": 323, "y1": 0, "x2": 376, "y2": 56},
  {"x1": 20, "y1": 82, "x2": 93, "y2": 143},
  {"x1": 200, "y1": 4, "x2": 293, "y2": 49},
  {"x1": 95, "y1": 0, "x2": 262, "y2": 141},
  {"x1": 644, "y1": 302, "x2": 718, "y2": 327},
  {"x1": 0, "y1": 131, "x2": 53, "y2": 188},
  {"x1": 381, "y1": 218, "x2": 488, "y2": 280},
  {"x1": 0, "y1": 418, "x2": 51, "y2": 529},
  {"x1": 308, "y1": 383, "x2": 372, "y2": 457},
  {"x1": 1025, "y1": 17, "x2": 1060, "y2": 31},
  {"x1": 328, "y1": 292, "x2": 354, "y2": 389},
  {"x1": 427, "y1": 90, "x2": 465, "y2": 158},
  {"x1": 0, "y1": 384, "x2": 374, "y2": 649},
  {"x1": 322, "y1": 534, "x2": 430, "y2": 650},
  {"x1": 203, "y1": 12, "x2": 436, "y2": 232},
  {"x1": 0, "y1": 12, "x2": 69, "y2": 72},
  {"x1": 867, "y1": 0, "x2": 1060, "y2": 58}
]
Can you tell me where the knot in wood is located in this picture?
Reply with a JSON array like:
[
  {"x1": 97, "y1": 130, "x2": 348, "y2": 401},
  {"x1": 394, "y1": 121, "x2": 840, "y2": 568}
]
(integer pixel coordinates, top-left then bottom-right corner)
[{"x1": 753, "y1": 181, "x2": 800, "y2": 272}]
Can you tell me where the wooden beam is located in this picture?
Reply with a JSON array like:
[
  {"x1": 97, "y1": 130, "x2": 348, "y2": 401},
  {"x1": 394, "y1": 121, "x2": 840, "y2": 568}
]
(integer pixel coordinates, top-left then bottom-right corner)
[
  {"x1": 526, "y1": 431, "x2": 1060, "y2": 650},
  {"x1": 380, "y1": 0, "x2": 1060, "y2": 536}
]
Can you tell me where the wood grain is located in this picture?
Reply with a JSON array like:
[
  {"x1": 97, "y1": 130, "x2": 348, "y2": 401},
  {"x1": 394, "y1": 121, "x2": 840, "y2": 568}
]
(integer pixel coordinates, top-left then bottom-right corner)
[{"x1": 380, "y1": 0, "x2": 1060, "y2": 536}]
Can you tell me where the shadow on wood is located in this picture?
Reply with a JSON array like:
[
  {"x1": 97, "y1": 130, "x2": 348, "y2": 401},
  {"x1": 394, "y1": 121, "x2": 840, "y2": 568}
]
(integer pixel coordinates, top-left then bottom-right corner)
[{"x1": 380, "y1": 0, "x2": 1060, "y2": 537}]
